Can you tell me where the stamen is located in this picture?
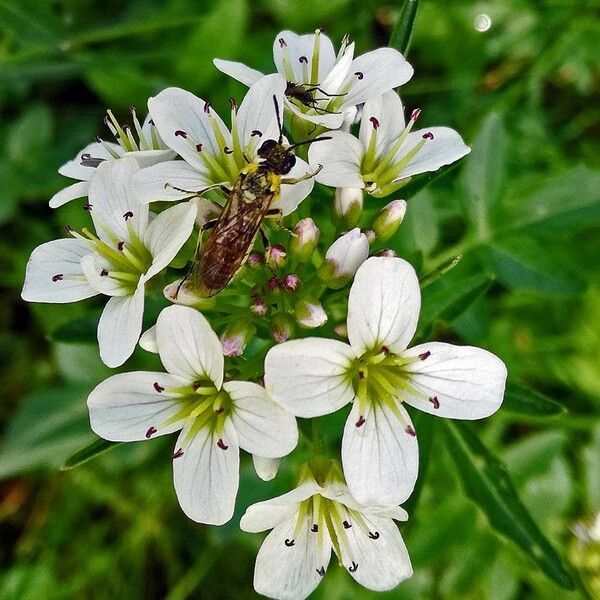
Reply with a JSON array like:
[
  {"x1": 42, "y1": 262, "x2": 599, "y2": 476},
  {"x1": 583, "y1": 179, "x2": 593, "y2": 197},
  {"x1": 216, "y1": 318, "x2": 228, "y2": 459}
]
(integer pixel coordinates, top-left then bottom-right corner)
[
  {"x1": 278, "y1": 37, "x2": 287, "y2": 48},
  {"x1": 214, "y1": 407, "x2": 224, "y2": 414},
  {"x1": 196, "y1": 143, "x2": 203, "y2": 152},
  {"x1": 381, "y1": 345, "x2": 389, "y2": 355},
  {"x1": 316, "y1": 566, "x2": 325, "y2": 577},
  {"x1": 369, "y1": 116, "x2": 380, "y2": 129},
  {"x1": 145, "y1": 426, "x2": 157, "y2": 438},
  {"x1": 174, "y1": 130, "x2": 188, "y2": 138},
  {"x1": 368, "y1": 531, "x2": 380, "y2": 540},
  {"x1": 355, "y1": 415, "x2": 366, "y2": 428},
  {"x1": 153, "y1": 382, "x2": 164, "y2": 393},
  {"x1": 354, "y1": 71, "x2": 364, "y2": 80},
  {"x1": 203, "y1": 101, "x2": 210, "y2": 114},
  {"x1": 123, "y1": 211, "x2": 133, "y2": 221},
  {"x1": 223, "y1": 146, "x2": 233, "y2": 154},
  {"x1": 410, "y1": 108, "x2": 422, "y2": 122},
  {"x1": 250, "y1": 130, "x2": 262, "y2": 137},
  {"x1": 100, "y1": 269, "x2": 108, "y2": 276},
  {"x1": 216, "y1": 438, "x2": 228, "y2": 450},
  {"x1": 284, "y1": 538, "x2": 295, "y2": 546},
  {"x1": 52, "y1": 274, "x2": 64, "y2": 282},
  {"x1": 422, "y1": 132, "x2": 434, "y2": 140},
  {"x1": 83, "y1": 202, "x2": 93, "y2": 211},
  {"x1": 299, "y1": 56, "x2": 308, "y2": 64},
  {"x1": 358, "y1": 370, "x2": 365, "y2": 380},
  {"x1": 229, "y1": 98, "x2": 237, "y2": 112},
  {"x1": 419, "y1": 351, "x2": 431, "y2": 360},
  {"x1": 172, "y1": 448, "x2": 184, "y2": 459},
  {"x1": 311, "y1": 524, "x2": 319, "y2": 533},
  {"x1": 348, "y1": 561, "x2": 358, "y2": 572},
  {"x1": 343, "y1": 520, "x2": 351, "y2": 529},
  {"x1": 117, "y1": 242, "x2": 125, "y2": 251},
  {"x1": 405, "y1": 425, "x2": 417, "y2": 437},
  {"x1": 429, "y1": 396, "x2": 440, "y2": 409}
]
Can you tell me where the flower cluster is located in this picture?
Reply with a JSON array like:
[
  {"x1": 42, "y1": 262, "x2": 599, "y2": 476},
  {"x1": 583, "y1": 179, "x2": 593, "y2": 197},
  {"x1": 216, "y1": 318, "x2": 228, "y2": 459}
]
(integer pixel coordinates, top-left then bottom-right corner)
[{"x1": 22, "y1": 29, "x2": 507, "y2": 600}]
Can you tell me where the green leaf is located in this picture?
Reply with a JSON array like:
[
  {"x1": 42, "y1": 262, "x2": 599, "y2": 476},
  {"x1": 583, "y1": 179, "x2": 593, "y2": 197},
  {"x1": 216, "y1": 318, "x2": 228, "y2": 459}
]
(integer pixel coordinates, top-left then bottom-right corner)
[
  {"x1": 462, "y1": 113, "x2": 507, "y2": 233},
  {"x1": 501, "y1": 166, "x2": 600, "y2": 234},
  {"x1": 484, "y1": 236, "x2": 584, "y2": 295},
  {"x1": 443, "y1": 421, "x2": 575, "y2": 590},
  {"x1": 61, "y1": 437, "x2": 122, "y2": 470},
  {"x1": 0, "y1": 0, "x2": 60, "y2": 47},
  {"x1": 503, "y1": 382, "x2": 565, "y2": 417},
  {"x1": 51, "y1": 311, "x2": 100, "y2": 344},
  {"x1": 389, "y1": 0, "x2": 419, "y2": 55},
  {"x1": 0, "y1": 385, "x2": 95, "y2": 478},
  {"x1": 176, "y1": 0, "x2": 248, "y2": 88},
  {"x1": 419, "y1": 270, "x2": 492, "y2": 335}
]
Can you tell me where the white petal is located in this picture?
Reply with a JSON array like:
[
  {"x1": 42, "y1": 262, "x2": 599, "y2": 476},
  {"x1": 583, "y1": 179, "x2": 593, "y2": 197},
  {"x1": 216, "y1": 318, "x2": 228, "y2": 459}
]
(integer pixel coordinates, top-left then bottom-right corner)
[
  {"x1": 49, "y1": 181, "x2": 91, "y2": 208},
  {"x1": 173, "y1": 418, "x2": 239, "y2": 524},
  {"x1": 308, "y1": 131, "x2": 364, "y2": 189},
  {"x1": 359, "y1": 91, "x2": 406, "y2": 156},
  {"x1": 273, "y1": 30, "x2": 336, "y2": 83},
  {"x1": 252, "y1": 455, "x2": 281, "y2": 481},
  {"x1": 225, "y1": 381, "x2": 298, "y2": 458},
  {"x1": 347, "y1": 257, "x2": 420, "y2": 355},
  {"x1": 400, "y1": 342, "x2": 507, "y2": 419},
  {"x1": 325, "y1": 228, "x2": 370, "y2": 278},
  {"x1": 144, "y1": 201, "x2": 197, "y2": 279},
  {"x1": 98, "y1": 279, "x2": 145, "y2": 368},
  {"x1": 240, "y1": 479, "x2": 320, "y2": 533},
  {"x1": 58, "y1": 141, "x2": 118, "y2": 181},
  {"x1": 148, "y1": 87, "x2": 230, "y2": 172},
  {"x1": 284, "y1": 98, "x2": 345, "y2": 129},
  {"x1": 139, "y1": 324, "x2": 158, "y2": 353},
  {"x1": 87, "y1": 371, "x2": 189, "y2": 441},
  {"x1": 320, "y1": 483, "x2": 409, "y2": 522},
  {"x1": 80, "y1": 254, "x2": 130, "y2": 296},
  {"x1": 88, "y1": 157, "x2": 148, "y2": 244},
  {"x1": 342, "y1": 48, "x2": 413, "y2": 108},
  {"x1": 394, "y1": 127, "x2": 471, "y2": 180},
  {"x1": 277, "y1": 157, "x2": 314, "y2": 216},
  {"x1": 155, "y1": 305, "x2": 224, "y2": 386},
  {"x1": 253, "y1": 515, "x2": 331, "y2": 600},
  {"x1": 125, "y1": 148, "x2": 176, "y2": 167},
  {"x1": 264, "y1": 338, "x2": 355, "y2": 418},
  {"x1": 236, "y1": 73, "x2": 287, "y2": 145},
  {"x1": 320, "y1": 42, "x2": 355, "y2": 95},
  {"x1": 21, "y1": 239, "x2": 96, "y2": 303},
  {"x1": 337, "y1": 514, "x2": 412, "y2": 591},
  {"x1": 131, "y1": 161, "x2": 214, "y2": 204},
  {"x1": 213, "y1": 58, "x2": 264, "y2": 86},
  {"x1": 342, "y1": 401, "x2": 418, "y2": 506}
]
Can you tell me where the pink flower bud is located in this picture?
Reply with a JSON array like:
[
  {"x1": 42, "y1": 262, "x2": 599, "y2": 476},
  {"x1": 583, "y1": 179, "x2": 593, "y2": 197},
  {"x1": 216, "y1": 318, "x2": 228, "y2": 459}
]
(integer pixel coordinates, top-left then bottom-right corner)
[
  {"x1": 282, "y1": 273, "x2": 301, "y2": 293},
  {"x1": 295, "y1": 298, "x2": 327, "y2": 328},
  {"x1": 334, "y1": 323, "x2": 349, "y2": 339},
  {"x1": 319, "y1": 228, "x2": 370, "y2": 288},
  {"x1": 266, "y1": 244, "x2": 287, "y2": 269},
  {"x1": 376, "y1": 248, "x2": 397, "y2": 257},
  {"x1": 247, "y1": 251, "x2": 264, "y2": 267},
  {"x1": 270, "y1": 313, "x2": 294, "y2": 343},
  {"x1": 334, "y1": 187, "x2": 363, "y2": 229},
  {"x1": 290, "y1": 218, "x2": 319, "y2": 262},
  {"x1": 371, "y1": 199, "x2": 407, "y2": 242},
  {"x1": 250, "y1": 295, "x2": 268, "y2": 316},
  {"x1": 220, "y1": 319, "x2": 256, "y2": 357}
]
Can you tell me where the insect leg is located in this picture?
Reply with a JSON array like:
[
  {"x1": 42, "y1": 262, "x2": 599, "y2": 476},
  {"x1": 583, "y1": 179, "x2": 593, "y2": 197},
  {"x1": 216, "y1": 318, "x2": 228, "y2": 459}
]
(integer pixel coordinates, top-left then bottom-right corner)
[{"x1": 281, "y1": 164, "x2": 323, "y2": 184}]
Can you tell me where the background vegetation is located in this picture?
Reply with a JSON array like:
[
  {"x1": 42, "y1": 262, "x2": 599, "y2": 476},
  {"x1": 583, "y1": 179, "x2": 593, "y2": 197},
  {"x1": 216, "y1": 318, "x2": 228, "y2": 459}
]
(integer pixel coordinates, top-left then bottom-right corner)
[{"x1": 1, "y1": 0, "x2": 599, "y2": 598}]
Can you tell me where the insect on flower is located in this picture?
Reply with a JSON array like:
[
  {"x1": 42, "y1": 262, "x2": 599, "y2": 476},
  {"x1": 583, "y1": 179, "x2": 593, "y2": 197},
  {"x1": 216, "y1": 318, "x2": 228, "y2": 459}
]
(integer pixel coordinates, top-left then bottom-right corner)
[
  {"x1": 284, "y1": 81, "x2": 346, "y2": 116},
  {"x1": 177, "y1": 96, "x2": 329, "y2": 298}
]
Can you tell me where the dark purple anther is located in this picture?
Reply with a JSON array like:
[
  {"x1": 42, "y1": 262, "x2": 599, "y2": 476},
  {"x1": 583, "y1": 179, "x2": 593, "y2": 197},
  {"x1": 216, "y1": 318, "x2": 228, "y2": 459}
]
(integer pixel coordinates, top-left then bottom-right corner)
[
  {"x1": 419, "y1": 351, "x2": 431, "y2": 360},
  {"x1": 203, "y1": 101, "x2": 210, "y2": 113},
  {"x1": 355, "y1": 415, "x2": 366, "y2": 428},
  {"x1": 316, "y1": 566, "x2": 325, "y2": 577},
  {"x1": 229, "y1": 98, "x2": 237, "y2": 111},
  {"x1": 174, "y1": 130, "x2": 188, "y2": 138},
  {"x1": 429, "y1": 396, "x2": 440, "y2": 409},
  {"x1": 422, "y1": 132, "x2": 434, "y2": 140},
  {"x1": 216, "y1": 438, "x2": 228, "y2": 451},
  {"x1": 250, "y1": 130, "x2": 262, "y2": 137},
  {"x1": 368, "y1": 531, "x2": 380, "y2": 540},
  {"x1": 83, "y1": 202, "x2": 93, "y2": 211},
  {"x1": 311, "y1": 524, "x2": 319, "y2": 533},
  {"x1": 299, "y1": 56, "x2": 308, "y2": 64},
  {"x1": 284, "y1": 538, "x2": 295, "y2": 546},
  {"x1": 223, "y1": 146, "x2": 233, "y2": 154},
  {"x1": 145, "y1": 426, "x2": 157, "y2": 438},
  {"x1": 117, "y1": 242, "x2": 125, "y2": 251},
  {"x1": 343, "y1": 520, "x2": 351, "y2": 529},
  {"x1": 278, "y1": 38, "x2": 287, "y2": 48},
  {"x1": 123, "y1": 211, "x2": 133, "y2": 220},
  {"x1": 153, "y1": 382, "x2": 164, "y2": 393},
  {"x1": 196, "y1": 143, "x2": 203, "y2": 152},
  {"x1": 100, "y1": 269, "x2": 108, "y2": 277},
  {"x1": 369, "y1": 116, "x2": 380, "y2": 129},
  {"x1": 405, "y1": 425, "x2": 417, "y2": 437},
  {"x1": 52, "y1": 274, "x2": 64, "y2": 282},
  {"x1": 172, "y1": 448, "x2": 184, "y2": 459},
  {"x1": 410, "y1": 108, "x2": 422, "y2": 121},
  {"x1": 349, "y1": 561, "x2": 358, "y2": 573},
  {"x1": 354, "y1": 71, "x2": 364, "y2": 80}
]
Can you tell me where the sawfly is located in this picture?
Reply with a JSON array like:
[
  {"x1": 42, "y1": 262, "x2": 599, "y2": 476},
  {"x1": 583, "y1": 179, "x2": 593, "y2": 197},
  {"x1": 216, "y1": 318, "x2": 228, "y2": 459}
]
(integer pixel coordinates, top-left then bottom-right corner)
[
  {"x1": 176, "y1": 96, "x2": 329, "y2": 299},
  {"x1": 284, "y1": 81, "x2": 346, "y2": 116}
]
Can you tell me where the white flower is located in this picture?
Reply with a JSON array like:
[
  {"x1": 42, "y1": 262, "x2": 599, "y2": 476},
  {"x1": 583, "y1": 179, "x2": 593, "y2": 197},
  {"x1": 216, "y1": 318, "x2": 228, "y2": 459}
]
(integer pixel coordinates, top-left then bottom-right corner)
[
  {"x1": 49, "y1": 109, "x2": 174, "y2": 208},
  {"x1": 214, "y1": 30, "x2": 413, "y2": 129},
  {"x1": 265, "y1": 257, "x2": 507, "y2": 506},
  {"x1": 88, "y1": 305, "x2": 298, "y2": 524},
  {"x1": 319, "y1": 228, "x2": 369, "y2": 286},
  {"x1": 241, "y1": 462, "x2": 412, "y2": 600},
  {"x1": 334, "y1": 187, "x2": 363, "y2": 228},
  {"x1": 309, "y1": 90, "x2": 471, "y2": 197},
  {"x1": 132, "y1": 74, "x2": 313, "y2": 216},
  {"x1": 22, "y1": 158, "x2": 197, "y2": 367}
]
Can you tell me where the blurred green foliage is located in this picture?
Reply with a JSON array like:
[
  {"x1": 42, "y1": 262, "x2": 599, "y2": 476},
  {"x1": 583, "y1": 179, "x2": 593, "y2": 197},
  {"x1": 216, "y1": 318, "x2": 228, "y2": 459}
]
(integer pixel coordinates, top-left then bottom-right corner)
[{"x1": 1, "y1": 0, "x2": 600, "y2": 598}]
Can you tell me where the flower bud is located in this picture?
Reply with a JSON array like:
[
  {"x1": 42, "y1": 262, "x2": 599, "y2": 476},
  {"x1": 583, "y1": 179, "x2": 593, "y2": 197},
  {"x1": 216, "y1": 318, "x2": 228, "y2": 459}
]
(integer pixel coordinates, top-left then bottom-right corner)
[
  {"x1": 270, "y1": 312, "x2": 294, "y2": 343},
  {"x1": 363, "y1": 229, "x2": 376, "y2": 245},
  {"x1": 220, "y1": 318, "x2": 256, "y2": 357},
  {"x1": 295, "y1": 298, "x2": 327, "y2": 328},
  {"x1": 247, "y1": 251, "x2": 264, "y2": 268},
  {"x1": 282, "y1": 273, "x2": 301, "y2": 293},
  {"x1": 319, "y1": 228, "x2": 370, "y2": 288},
  {"x1": 334, "y1": 187, "x2": 363, "y2": 229},
  {"x1": 253, "y1": 455, "x2": 280, "y2": 481},
  {"x1": 250, "y1": 294, "x2": 268, "y2": 316},
  {"x1": 376, "y1": 248, "x2": 397, "y2": 257},
  {"x1": 266, "y1": 244, "x2": 287, "y2": 269},
  {"x1": 334, "y1": 323, "x2": 348, "y2": 339},
  {"x1": 371, "y1": 199, "x2": 407, "y2": 242},
  {"x1": 139, "y1": 325, "x2": 158, "y2": 353},
  {"x1": 267, "y1": 276, "x2": 280, "y2": 291},
  {"x1": 290, "y1": 218, "x2": 319, "y2": 262}
]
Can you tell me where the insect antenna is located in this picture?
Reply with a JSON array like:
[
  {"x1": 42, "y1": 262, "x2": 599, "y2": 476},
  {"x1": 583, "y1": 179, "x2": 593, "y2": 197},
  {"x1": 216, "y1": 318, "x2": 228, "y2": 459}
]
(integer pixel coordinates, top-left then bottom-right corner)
[
  {"x1": 273, "y1": 95, "x2": 284, "y2": 144},
  {"x1": 288, "y1": 136, "x2": 332, "y2": 150}
]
